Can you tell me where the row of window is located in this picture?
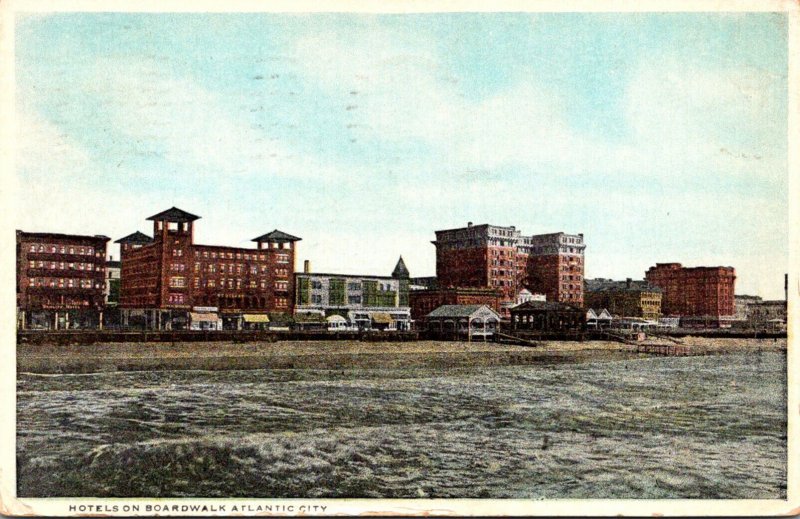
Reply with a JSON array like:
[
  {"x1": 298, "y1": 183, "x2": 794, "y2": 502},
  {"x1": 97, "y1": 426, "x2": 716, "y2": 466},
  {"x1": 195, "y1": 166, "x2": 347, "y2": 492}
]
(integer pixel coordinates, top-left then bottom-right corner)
[
  {"x1": 28, "y1": 277, "x2": 102, "y2": 289},
  {"x1": 27, "y1": 243, "x2": 98, "y2": 256},
  {"x1": 308, "y1": 294, "x2": 362, "y2": 305},
  {"x1": 191, "y1": 278, "x2": 290, "y2": 290},
  {"x1": 176, "y1": 249, "x2": 292, "y2": 264},
  {"x1": 28, "y1": 260, "x2": 103, "y2": 272}
]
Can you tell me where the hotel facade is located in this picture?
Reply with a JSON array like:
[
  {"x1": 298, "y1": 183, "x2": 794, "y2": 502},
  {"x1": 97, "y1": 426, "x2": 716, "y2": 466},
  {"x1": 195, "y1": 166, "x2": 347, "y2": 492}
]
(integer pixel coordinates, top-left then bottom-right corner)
[
  {"x1": 16, "y1": 231, "x2": 110, "y2": 329},
  {"x1": 432, "y1": 223, "x2": 585, "y2": 314},
  {"x1": 116, "y1": 207, "x2": 300, "y2": 330}
]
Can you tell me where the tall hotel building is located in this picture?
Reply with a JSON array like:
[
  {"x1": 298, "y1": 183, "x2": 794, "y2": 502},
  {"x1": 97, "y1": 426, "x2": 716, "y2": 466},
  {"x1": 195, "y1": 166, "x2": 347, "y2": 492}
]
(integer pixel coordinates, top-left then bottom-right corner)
[
  {"x1": 16, "y1": 231, "x2": 110, "y2": 329},
  {"x1": 645, "y1": 263, "x2": 735, "y2": 322},
  {"x1": 116, "y1": 207, "x2": 300, "y2": 330},
  {"x1": 432, "y1": 223, "x2": 585, "y2": 312}
]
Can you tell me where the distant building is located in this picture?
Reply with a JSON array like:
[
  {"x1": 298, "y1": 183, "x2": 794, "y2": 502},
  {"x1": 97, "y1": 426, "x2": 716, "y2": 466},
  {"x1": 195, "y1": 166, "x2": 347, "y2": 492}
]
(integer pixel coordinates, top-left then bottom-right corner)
[
  {"x1": 116, "y1": 207, "x2": 300, "y2": 330},
  {"x1": 514, "y1": 288, "x2": 546, "y2": 306},
  {"x1": 734, "y1": 294, "x2": 762, "y2": 321},
  {"x1": 509, "y1": 300, "x2": 586, "y2": 333},
  {"x1": 409, "y1": 287, "x2": 502, "y2": 321},
  {"x1": 105, "y1": 257, "x2": 121, "y2": 306},
  {"x1": 294, "y1": 257, "x2": 412, "y2": 331},
  {"x1": 586, "y1": 308, "x2": 613, "y2": 329},
  {"x1": 409, "y1": 276, "x2": 438, "y2": 290},
  {"x1": 432, "y1": 222, "x2": 585, "y2": 314},
  {"x1": 748, "y1": 300, "x2": 787, "y2": 329},
  {"x1": 424, "y1": 304, "x2": 502, "y2": 338},
  {"x1": 584, "y1": 278, "x2": 662, "y2": 320},
  {"x1": 16, "y1": 230, "x2": 110, "y2": 329},
  {"x1": 645, "y1": 263, "x2": 736, "y2": 319}
]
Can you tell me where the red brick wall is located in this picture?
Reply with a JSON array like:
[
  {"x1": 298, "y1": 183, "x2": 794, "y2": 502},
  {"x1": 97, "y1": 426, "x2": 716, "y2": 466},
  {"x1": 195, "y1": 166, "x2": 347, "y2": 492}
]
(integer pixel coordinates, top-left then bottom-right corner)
[
  {"x1": 17, "y1": 234, "x2": 108, "y2": 311},
  {"x1": 645, "y1": 264, "x2": 735, "y2": 317},
  {"x1": 526, "y1": 254, "x2": 584, "y2": 306},
  {"x1": 436, "y1": 246, "x2": 489, "y2": 289},
  {"x1": 409, "y1": 289, "x2": 502, "y2": 320}
]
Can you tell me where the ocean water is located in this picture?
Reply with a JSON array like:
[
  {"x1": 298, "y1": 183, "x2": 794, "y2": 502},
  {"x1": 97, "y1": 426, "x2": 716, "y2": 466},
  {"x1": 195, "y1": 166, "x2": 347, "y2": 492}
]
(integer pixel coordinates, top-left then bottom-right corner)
[{"x1": 17, "y1": 351, "x2": 786, "y2": 498}]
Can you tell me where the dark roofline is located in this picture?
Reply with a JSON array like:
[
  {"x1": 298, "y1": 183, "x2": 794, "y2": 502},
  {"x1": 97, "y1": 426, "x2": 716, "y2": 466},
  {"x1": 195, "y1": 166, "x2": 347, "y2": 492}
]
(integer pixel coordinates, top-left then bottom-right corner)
[
  {"x1": 251, "y1": 229, "x2": 302, "y2": 242},
  {"x1": 295, "y1": 272, "x2": 399, "y2": 281},
  {"x1": 146, "y1": 207, "x2": 201, "y2": 222},
  {"x1": 17, "y1": 230, "x2": 110, "y2": 242},
  {"x1": 194, "y1": 244, "x2": 275, "y2": 253},
  {"x1": 114, "y1": 231, "x2": 153, "y2": 244}
]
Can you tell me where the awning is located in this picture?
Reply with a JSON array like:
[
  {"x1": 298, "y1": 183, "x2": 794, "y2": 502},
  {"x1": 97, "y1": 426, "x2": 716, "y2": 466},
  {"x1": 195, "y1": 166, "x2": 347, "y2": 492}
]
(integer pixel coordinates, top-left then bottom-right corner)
[
  {"x1": 371, "y1": 312, "x2": 393, "y2": 324},
  {"x1": 243, "y1": 314, "x2": 270, "y2": 323},
  {"x1": 190, "y1": 312, "x2": 219, "y2": 322},
  {"x1": 326, "y1": 315, "x2": 348, "y2": 323}
]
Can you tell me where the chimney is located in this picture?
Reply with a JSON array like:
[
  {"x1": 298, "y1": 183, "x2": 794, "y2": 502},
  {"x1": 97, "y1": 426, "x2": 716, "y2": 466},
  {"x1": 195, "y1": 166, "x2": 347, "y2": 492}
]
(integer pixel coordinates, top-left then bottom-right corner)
[
  {"x1": 785, "y1": 273, "x2": 789, "y2": 303},
  {"x1": 109, "y1": 255, "x2": 113, "y2": 261},
  {"x1": 467, "y1": 222, "x2": 473, "y2": 227},
  {"x1": 626, "y1": 278, "x2": 632, "y2": 289},
  {"x1": 304, "y1": 260, "x2": 310, "y2": 274}
]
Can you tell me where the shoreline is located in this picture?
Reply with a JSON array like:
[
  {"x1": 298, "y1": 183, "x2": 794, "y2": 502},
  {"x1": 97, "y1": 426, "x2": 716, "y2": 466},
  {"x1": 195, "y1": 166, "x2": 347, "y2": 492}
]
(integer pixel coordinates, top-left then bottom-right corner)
[{"x1": 16, "y1": 338, "x2": 786, "y2": 374}]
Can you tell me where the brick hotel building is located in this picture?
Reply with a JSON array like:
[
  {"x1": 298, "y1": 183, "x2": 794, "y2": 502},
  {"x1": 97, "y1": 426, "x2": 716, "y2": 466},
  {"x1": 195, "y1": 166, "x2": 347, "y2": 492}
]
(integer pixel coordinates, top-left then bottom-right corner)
[
  {"x1": 645, "y1": 263, "x2": 735, "y2": 324},
  {"x1": 117, "y1": 207, "x2": 300, "y2": 330},
  {"x1": 16, "y1": 231, "x2": 110, "y2": 329},
  {"x1": 432, "y1": 223, "x2": 585, "y2": 314}
]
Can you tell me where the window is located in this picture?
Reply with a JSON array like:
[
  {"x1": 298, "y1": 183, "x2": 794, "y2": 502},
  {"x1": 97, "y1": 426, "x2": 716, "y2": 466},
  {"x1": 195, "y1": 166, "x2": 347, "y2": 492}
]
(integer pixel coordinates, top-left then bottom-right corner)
[
  {"x1": 276, "y1": 254, "x2": 289, "y2": 264},
  {"x1": 311, "y1": 294, "x2": 323, "y2": 304},
  {"x1": 28, "y1": 260, "x2": 35, "y2": 268},
  {"x1": 207, "y1": 279, "x2": 216, "y2": 288},
  {"x1": 347, "y1": 282, "x2": 361, "y2": 291},
  {"x1": 311, "y1": 280, "x2": 323, "y2": 289},
  {"x1": 169, "y1": 277, "x2": 186, "y2": 288},
  {"x1": 172, "y1": 249, "x2": 183, "y2": 257},
  {"x1": 29, "y1": 245, "x2": 36, "y2": 253},
  {"x1": 348, "y1": 295, "x2": 361, "y2": 304},
  {"x1": 250, "y1": 266, "x2": 257, "y2": 274}
]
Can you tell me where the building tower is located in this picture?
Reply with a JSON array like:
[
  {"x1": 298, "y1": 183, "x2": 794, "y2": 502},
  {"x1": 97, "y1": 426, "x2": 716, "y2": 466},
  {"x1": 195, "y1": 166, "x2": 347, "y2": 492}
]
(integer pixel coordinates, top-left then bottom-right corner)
[{"x1": 251, "y1": 230, "x2": 302, "y2": 314}]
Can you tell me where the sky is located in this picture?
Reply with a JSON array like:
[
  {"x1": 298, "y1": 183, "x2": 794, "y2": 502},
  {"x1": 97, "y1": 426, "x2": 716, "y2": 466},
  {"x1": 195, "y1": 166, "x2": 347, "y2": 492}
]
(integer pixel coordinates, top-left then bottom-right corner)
[{"x1": 14, "y1": 12, "x2": 789, "y2": 298}]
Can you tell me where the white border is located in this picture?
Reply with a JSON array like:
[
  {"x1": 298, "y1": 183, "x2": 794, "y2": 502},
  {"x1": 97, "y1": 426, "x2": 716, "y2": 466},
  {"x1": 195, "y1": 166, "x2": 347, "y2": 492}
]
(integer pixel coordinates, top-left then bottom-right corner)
[{"x1": 1, "y1": 0, "x2": 797, "y2": 516}]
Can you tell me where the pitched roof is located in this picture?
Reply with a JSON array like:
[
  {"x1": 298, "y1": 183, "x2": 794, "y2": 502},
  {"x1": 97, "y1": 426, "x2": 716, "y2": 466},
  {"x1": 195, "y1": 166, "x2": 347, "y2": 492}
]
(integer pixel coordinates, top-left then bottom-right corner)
[
  {"x1": 114, "y1": 231, "x2": 154, "y2": 244},
  {"x1": 585, "y1": 278, "x2": 662, "y2": 293},
  {"x1": 146, "y1": 207, "x2": 200, "y2": 222},
  {"x1": 17, "y1": 230, "x2": 110, "y2": 242},
  {"x1": 252, "y1": 229, "x2": 302, "y2": 243},
  {"x1": 511, "y1": 300, "x2": 583, "y2": 312},
  {"x1": 391, "y1": 256, "x2": 410, "y2": 278},
  {"x1": 427, "y1": 304, "x2": 498, "y2": 319}
]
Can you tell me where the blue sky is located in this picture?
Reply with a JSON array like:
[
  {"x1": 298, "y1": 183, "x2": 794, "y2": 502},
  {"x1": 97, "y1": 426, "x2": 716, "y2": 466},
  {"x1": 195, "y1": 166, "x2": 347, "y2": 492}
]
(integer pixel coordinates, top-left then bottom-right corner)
[{"x1": 14, "y1": 12, "x2": 788, "y2": 298}]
